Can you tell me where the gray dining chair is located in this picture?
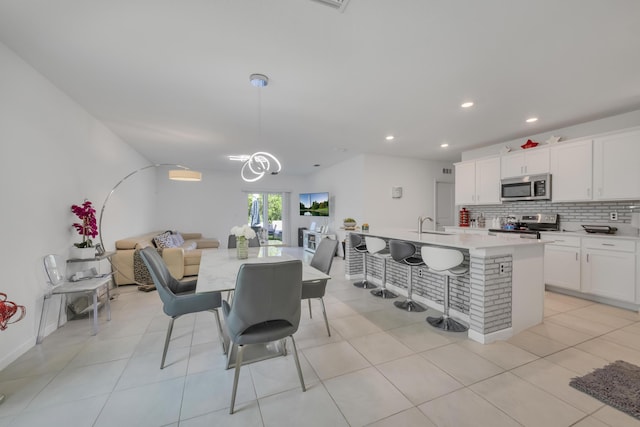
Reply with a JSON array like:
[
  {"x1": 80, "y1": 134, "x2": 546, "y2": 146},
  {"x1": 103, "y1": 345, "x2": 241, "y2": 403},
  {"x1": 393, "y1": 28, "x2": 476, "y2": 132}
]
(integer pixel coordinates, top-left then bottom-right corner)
[
  {"x1": 223, "y1": 260, "x2": 305, "y2": 414},
  {"x1": 227, "y1": 234, "x2": 261, "y2": 248},
  {"x1": 302, "y1": 238, "x2": 338, "y2": 336},
  {"x1": 139, "y1": 247, "x2": 225, "y2": 369}
]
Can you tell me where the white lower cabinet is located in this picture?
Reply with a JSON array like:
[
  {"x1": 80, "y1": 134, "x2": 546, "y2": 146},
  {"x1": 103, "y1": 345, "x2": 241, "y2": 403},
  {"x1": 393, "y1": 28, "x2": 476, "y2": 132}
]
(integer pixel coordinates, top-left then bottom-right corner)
[
  {"x1": 543, "y1": 234, "x2": 638, "y2": 307},
  {"x1": 544, "y1": 236, "x2": 581, "y2": 290},
  {"x1": 581, "y1": 238, "x2": 636, "y2": 302}
]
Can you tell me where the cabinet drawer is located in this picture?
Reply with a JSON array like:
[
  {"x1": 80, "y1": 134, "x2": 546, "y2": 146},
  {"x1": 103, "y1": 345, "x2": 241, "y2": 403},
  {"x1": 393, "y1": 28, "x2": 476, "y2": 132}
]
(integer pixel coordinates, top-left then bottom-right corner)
[
  {"x1": 582, "y1": 238, "x2": 636, "y2": 252},
  {"x1": 542, "y1": 235, "x2": 581, "y2": 247}
]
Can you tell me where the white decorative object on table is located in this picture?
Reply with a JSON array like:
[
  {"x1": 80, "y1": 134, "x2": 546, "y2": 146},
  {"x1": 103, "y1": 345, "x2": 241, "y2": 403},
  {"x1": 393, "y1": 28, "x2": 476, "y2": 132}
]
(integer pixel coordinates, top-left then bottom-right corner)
[{"x1": 230, "y1": 225, "x2": 256, "y2": 259}]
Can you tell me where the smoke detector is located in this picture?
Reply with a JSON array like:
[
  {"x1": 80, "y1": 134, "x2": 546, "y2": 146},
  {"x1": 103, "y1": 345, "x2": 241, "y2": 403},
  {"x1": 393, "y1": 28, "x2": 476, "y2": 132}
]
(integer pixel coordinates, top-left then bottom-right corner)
[{"x1": 310, "y1": 0, "x2": 350, "y2": 12}]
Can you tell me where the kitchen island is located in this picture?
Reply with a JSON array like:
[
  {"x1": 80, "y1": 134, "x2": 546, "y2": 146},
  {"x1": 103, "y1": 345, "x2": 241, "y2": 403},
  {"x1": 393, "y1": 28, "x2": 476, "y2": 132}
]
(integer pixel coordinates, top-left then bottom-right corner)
[{"x1": 345, "y1": 229, "x2": 549, "y2": 343}]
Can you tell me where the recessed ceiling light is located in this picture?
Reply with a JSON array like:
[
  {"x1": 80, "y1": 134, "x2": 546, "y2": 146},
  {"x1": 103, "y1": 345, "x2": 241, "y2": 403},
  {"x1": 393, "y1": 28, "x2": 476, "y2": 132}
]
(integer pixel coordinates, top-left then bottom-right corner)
[
  {"x1": 526, "y1": 117, "x2": 538, "y2": 123},
  {"x1": 385, "y1": 135, "x2": 395, "y2": 141},
  {"x1": 461, "y1": 102, "x2": 474, "y2": 108},
  {"x1": 440, "y1": 143, "x2": 449, "y2": 148},
  {"x1": 229, "y1": 155, "x2": 250, "y2": 162}
]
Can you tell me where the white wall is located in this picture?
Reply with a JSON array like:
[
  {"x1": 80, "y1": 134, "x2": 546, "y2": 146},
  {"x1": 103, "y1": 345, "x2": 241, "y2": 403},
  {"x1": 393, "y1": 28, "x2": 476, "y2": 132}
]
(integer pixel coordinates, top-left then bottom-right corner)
[
  {"x1": 306, "y1": 155, "x2": 366, "y2": 242},
  {"x1": 362, "y1": 155, "x2": 455, "y2": 231},
  {"x1": 304, "y1": 154, "x2": 454, "y2": 242},
  {"x1": 0, "y1": 42, "x2": 153, "y2": 369},
  {"x1": 154, "y1": 169, "x2": 311, "y2": 248},
  {"x1": 462, "y1": 109, "x2": 640, "y2": 161}
]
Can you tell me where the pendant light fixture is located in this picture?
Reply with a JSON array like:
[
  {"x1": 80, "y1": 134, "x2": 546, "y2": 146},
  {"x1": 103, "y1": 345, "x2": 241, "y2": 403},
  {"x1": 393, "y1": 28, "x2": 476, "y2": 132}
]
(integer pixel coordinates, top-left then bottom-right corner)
[{"x1": 241, "y1": 74, "x2": 282, "y2": 182}]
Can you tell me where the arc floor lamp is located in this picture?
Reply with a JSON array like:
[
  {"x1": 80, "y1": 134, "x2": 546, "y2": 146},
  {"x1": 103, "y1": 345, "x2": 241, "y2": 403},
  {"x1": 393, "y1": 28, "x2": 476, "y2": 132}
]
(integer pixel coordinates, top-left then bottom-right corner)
[{"x1": 98, "y1": 164, "x2": 202, "y2": 284}]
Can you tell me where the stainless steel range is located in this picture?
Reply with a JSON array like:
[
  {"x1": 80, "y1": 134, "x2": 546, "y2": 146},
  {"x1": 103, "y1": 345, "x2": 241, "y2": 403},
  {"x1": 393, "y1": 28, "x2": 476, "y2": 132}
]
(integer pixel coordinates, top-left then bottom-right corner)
[{"x1": 489, "y1": 213, "x2": 559, "y2": 239}]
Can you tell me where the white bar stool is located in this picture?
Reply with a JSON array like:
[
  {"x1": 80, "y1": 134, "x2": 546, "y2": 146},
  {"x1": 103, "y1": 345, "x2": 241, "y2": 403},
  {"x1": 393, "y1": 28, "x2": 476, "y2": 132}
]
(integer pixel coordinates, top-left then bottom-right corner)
[
  {"x1": 350, "y1": 233, "x2": 376, "y2": 289},
  {"x1": 421, "y1": 246, "x2": 469, "y2": 332},
  {"x1": 389, "y1": 240, "x2": 426, "y2": 312},
  {"x1": 366, "y1": 237, "x2": 397, "y2": 298}
]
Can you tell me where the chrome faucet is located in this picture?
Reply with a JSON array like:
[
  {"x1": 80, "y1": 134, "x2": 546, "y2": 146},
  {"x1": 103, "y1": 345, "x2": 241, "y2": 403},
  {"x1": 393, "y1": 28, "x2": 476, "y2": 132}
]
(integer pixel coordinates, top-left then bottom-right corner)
[{"x1": 418, "y1": 216, "x2": 434, "y2": 233}]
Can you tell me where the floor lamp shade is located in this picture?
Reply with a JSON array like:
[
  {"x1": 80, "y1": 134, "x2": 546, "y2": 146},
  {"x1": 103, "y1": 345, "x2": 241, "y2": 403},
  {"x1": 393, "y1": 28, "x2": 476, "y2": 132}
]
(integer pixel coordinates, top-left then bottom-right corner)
[{"x1": 169, "y1": 169, "x2": 202, "y2": 181}]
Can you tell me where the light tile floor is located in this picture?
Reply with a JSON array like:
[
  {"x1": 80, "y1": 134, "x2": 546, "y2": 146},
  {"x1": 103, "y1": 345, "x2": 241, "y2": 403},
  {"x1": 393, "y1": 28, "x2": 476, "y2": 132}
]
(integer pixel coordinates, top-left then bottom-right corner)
[{"x1": 2, "y1": 248, "x2": 640, "y2": 426}]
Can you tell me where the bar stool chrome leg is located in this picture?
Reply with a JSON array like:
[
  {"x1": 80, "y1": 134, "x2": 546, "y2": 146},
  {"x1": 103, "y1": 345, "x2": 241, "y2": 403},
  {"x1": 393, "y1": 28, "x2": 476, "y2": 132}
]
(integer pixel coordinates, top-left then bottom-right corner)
[
  {"x1": 426, "y1": 276, "x2": 468, "y2": 332},
  {"x1": 393, "y1": 271, "x2": 425, "y2": 312},
  {"x1": 370, "y1": 256, "x2": 397, "y2": 298},
  {"x1": 353, "y1": 252, "x2": 377, "y2": 289}
]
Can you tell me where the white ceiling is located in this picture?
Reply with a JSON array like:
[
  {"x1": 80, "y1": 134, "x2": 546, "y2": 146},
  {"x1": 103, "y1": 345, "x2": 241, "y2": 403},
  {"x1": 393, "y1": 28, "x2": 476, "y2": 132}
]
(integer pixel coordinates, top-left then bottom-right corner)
[{"x1": 1, "y1": 0, "x2": 639, "y2": 175}]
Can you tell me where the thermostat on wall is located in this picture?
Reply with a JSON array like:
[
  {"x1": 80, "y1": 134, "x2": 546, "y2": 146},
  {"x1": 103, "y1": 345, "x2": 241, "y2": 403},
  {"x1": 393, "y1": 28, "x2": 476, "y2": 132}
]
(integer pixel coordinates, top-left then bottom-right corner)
[{"x1": 391, "y1": 186, "x2": 403, "y2": 198}]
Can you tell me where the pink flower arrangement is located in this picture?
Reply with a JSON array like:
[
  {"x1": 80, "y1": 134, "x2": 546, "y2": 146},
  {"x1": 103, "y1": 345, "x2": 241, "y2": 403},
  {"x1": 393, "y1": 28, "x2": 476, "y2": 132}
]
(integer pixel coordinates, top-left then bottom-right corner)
[{"x1": 71, "y1": 200, "x2": 98, "y2": 248}]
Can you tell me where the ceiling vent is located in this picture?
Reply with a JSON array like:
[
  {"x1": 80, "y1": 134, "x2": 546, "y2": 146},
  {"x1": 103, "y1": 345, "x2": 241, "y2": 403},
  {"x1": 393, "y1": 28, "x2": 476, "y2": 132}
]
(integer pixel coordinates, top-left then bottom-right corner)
[{"x1": 310, "y1": 0, "x2": 350, "y2": 12}]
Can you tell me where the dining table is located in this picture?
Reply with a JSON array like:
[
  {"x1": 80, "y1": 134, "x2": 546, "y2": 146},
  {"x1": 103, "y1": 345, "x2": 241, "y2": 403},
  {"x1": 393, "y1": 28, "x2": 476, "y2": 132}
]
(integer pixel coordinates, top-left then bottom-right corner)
[
  {"x1": 195, "y1": 246, "x2": 331, "y2": 368},
  {"x1": 196, "y1": 246, "x2": 330, "y2": 293}
]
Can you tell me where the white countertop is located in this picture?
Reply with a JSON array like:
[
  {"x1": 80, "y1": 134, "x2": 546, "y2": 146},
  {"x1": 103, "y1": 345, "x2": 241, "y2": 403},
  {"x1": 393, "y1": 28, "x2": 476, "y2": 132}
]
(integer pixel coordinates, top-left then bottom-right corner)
[
  {"x1": 351, "y1": 228, "x2": 548, "y2": 250},
  {"x1": 540, "y1": 230, "x2": 640, "y2": 241},
  {"x1": 443, "y1": 226, "x2": 640, "y2": 241}
]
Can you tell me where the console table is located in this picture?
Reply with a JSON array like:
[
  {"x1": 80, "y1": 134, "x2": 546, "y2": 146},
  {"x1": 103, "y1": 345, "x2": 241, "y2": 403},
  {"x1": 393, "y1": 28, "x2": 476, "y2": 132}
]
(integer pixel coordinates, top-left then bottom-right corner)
[
  {"x1": 37, "y1": 275, "x2": 113, "y2": 344},
  {"x1": 302, "y1": 230, "x2": 336, "y2": 253}
]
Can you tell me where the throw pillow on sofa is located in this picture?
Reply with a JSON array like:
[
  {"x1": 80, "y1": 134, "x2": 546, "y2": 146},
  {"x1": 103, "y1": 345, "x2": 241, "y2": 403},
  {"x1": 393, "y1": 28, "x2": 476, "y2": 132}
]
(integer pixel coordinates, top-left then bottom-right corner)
[
  {"x1": 153, "y1": 231, "x2": 175, "y2": 249},
  {"x1": 171, "y1": 231, "x2": 185, "y2": 246}
]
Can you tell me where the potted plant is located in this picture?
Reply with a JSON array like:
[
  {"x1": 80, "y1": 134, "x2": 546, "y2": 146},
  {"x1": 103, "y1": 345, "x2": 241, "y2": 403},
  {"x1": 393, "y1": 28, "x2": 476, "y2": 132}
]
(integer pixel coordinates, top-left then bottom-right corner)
[
  {"x1": 343, "y1": 218, "x2": 357, "y2": 229},
  {"x1": 70, "y1": 200, "x2": 98, "y2": 259}
]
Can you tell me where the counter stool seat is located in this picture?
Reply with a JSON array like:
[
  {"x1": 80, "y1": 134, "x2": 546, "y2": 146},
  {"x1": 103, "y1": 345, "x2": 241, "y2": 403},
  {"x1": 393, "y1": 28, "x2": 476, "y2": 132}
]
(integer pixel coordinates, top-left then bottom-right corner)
[
  {"x1": 350, "y1": 234, "x2": 377, "y2": 289},
  {"x1": 366, "y1": 237, "x2": 397, "y2": 299},
  {"x1": 389, "y1": 240, "x2": 426, "y2": 312},
  {"x1": 421, "y1": 246, "x2": 469, "y2": 332}
]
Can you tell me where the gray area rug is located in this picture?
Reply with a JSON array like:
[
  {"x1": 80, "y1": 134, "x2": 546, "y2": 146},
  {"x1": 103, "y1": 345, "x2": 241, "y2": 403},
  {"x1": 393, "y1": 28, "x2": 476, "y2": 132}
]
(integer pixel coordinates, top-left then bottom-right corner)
[{"x1": 569, "y1": 360, "x2": 640, "y2": 420}]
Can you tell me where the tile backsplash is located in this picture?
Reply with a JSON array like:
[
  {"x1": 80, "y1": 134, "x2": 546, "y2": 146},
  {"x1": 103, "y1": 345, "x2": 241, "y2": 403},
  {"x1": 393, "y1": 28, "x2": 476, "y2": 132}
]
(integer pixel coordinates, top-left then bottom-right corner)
[{"x1": 465, "y1": 200, "x2": 640, "y2": 231}]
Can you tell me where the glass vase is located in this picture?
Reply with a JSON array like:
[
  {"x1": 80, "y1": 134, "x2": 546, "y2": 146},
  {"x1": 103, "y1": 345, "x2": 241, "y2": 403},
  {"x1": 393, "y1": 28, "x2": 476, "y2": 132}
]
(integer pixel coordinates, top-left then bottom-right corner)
[{"x1": 236, "y1": 236, "x2": 249, "y2": 259}]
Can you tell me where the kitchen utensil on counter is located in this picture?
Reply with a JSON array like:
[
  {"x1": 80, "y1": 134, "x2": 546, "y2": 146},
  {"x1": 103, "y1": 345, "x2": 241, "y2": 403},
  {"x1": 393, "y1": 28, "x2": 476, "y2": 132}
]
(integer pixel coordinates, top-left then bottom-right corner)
[
  {"x1": 477, "y1": 213, "x2": 485, "y2": 228},
  {"x1": 459, "y1": 208, "x2": 469, "y2": 227},
  {"x1": 581, "y1": 225, "x2": 618, "y2": 234}
]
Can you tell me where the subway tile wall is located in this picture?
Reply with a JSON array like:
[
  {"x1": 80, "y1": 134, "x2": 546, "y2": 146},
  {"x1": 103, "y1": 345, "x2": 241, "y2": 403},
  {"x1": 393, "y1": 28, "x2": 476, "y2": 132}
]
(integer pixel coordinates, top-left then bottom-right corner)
[{"x1": 466, "y1": 200, "x2": 640, "y2": 226}]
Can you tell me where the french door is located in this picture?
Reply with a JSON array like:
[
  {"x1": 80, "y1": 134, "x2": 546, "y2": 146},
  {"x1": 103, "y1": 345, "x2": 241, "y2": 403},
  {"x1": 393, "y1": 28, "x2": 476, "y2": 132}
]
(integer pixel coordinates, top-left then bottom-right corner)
[{"x1": 246, "y1": 192, "x2": 289, "y2": 246}]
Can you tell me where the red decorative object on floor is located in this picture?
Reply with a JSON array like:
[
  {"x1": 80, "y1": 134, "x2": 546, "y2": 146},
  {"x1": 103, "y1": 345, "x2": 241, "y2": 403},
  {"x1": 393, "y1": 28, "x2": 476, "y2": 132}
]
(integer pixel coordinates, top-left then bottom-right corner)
[{"x1": 521, "y1": 139, "x2": 539, "y2": 149}]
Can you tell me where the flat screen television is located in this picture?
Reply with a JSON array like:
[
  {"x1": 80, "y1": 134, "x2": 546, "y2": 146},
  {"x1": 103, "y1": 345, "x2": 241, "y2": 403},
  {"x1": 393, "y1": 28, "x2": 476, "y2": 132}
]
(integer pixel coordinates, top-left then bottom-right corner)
[{"x1": 299, "y1": 192, "x2": 329, "y2": 216}]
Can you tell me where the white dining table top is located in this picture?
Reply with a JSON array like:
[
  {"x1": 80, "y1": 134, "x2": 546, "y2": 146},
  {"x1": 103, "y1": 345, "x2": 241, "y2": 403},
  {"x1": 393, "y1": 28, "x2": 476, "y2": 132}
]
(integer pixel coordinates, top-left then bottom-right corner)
[{"x1": 196, "y1": 247, "x2": 331, "y2": 293}]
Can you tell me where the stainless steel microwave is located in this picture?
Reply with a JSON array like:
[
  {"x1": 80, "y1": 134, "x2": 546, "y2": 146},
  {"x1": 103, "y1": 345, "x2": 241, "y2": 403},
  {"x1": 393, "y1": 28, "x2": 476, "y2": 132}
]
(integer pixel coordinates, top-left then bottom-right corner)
[{"x1": 501, "y1": 173, "x2": 551, "y2": 201}]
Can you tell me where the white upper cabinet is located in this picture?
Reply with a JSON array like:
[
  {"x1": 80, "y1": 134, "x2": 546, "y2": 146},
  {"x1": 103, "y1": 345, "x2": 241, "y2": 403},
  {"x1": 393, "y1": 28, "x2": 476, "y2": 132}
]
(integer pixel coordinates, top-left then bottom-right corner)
[
  {"x1": 550, "y1": 139, "x2": 593, "y2": 202},
  {"x1": 475, "y1": 157, "x2": 501, "y2": 204},
  {"x1": 501, "y1": 146, "x2": 550, "y2": 178},
  {"x1": 454, "y1": 156, "x2": 501, "y2": 206},
  {"x1": 455, "y1": 161, "x2": 476, "y2": 205},
  {"x1": 593, "y1": 129, "x2": 640, "y2": 200}
]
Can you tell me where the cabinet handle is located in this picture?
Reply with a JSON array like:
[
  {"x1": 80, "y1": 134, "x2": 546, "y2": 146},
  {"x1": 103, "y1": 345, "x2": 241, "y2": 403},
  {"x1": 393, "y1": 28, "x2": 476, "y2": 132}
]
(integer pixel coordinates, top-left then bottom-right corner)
[
  {"x1": 575, "y1": 252, "x2": 578, "y2": 261},
  {"x1": 587, "y1": 188, "x2": 591, "y2": 197},
  {"x1": 586, "y1": 254, "x2": 590, "y2": 262},
  {"x1": 601, "y1": 243, "x2": 615, "y2": 247}
]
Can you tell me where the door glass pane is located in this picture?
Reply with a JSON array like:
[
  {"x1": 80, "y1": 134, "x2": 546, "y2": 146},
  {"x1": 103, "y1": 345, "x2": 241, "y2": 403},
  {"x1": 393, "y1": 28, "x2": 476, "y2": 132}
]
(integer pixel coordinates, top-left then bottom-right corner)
[{"x1": 247, "y1": 193, "x2": 283, "y2": 246}]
